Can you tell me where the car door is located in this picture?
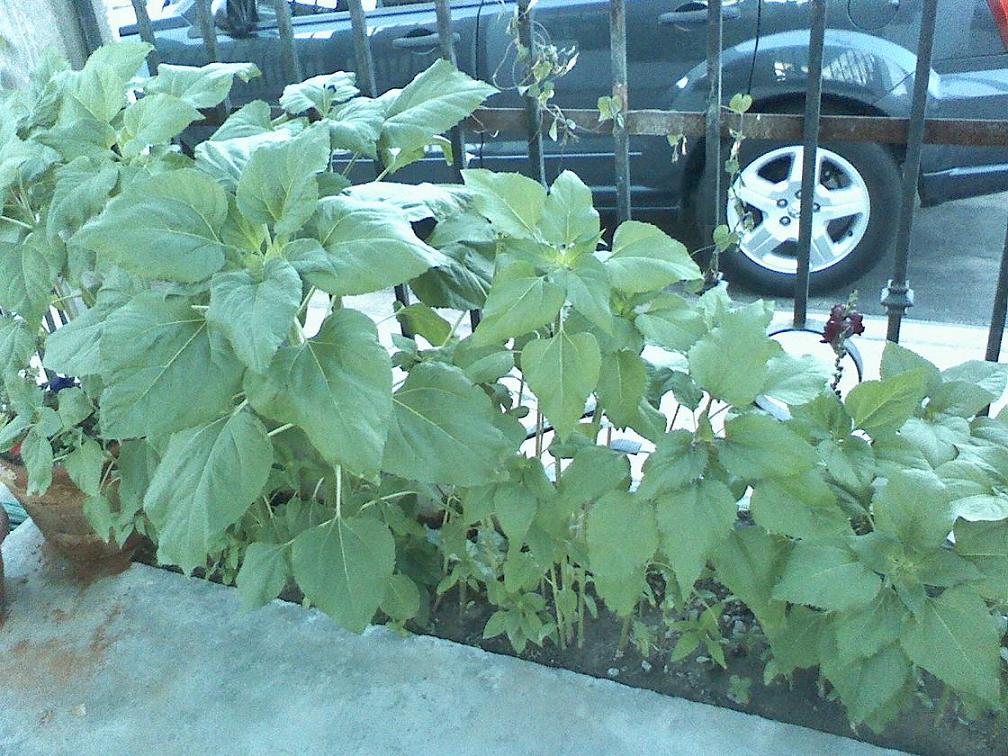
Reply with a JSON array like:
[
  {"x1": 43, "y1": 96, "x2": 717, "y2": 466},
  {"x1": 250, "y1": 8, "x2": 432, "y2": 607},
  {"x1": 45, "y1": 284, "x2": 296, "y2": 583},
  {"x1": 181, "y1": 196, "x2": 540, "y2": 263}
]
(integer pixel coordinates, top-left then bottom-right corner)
[{"x1": 476, "y1": 0, "x2": 758, "y2": 211}]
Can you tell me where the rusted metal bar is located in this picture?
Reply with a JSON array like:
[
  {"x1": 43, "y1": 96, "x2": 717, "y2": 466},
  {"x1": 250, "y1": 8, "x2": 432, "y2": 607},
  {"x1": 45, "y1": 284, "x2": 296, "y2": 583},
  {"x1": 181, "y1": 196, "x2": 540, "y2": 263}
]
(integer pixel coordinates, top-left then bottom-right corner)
[
  {"x1": 346, "y1": 0, "x2": 412, "y2": 331},
  {"x1": 516, "y1": 0, "x2": 546, "y2": 185},
  {"x1": 434, "y1": 0, "x2": 481, "y2": 329},
  {"x1": 610, "y1": 0, "x2": 631, "y2": 222},
  {"x1": 704, "y1": 0, "x2": 723, "y2": 233},
  {"x1": 193, "y1": 0, "x2": 219, "y2": 63},
  {"x1": 272, "y1": 0, "x2": 303, "y2": 84},
  {"x1": 793, "y1": 0, "x2": 827, "y2": 328},
  {"x1": 884, "y1": 0, "x2": 939, "y2": 343},
  {"x1": 466, "y1": 108, "x2": 1008, "y2": 147},
  {"x1": 129, "y1": 0, "x2": 161, "y2": 74},
  {"x1": 985, "y1": 217, "x2": 1008, "y2": 364}
]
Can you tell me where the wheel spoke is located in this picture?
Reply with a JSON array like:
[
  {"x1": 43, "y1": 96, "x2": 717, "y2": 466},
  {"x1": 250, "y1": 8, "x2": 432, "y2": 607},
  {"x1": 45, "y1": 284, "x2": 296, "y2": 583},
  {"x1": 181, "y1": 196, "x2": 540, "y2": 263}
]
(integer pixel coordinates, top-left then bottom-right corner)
[
  {"x1": 742, "y1": 222, "x2": 785, "y2": 262},
  {"x1": 809, "y1": 226, "x2": 836, "y2": 269},
  {"x1": 816, "y1": 184, "x2": 866, "y2": 221},
  {"x1": 732, "y1": 175, "x2": 782, "y2": 213}
]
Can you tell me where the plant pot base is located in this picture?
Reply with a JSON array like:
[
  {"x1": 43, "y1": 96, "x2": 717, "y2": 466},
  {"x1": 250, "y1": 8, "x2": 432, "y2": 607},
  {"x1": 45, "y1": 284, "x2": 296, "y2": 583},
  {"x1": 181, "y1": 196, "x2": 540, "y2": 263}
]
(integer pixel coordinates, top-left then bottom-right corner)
[{"x1": 0, "y1": 459, "x2": 136, "y2": 574}]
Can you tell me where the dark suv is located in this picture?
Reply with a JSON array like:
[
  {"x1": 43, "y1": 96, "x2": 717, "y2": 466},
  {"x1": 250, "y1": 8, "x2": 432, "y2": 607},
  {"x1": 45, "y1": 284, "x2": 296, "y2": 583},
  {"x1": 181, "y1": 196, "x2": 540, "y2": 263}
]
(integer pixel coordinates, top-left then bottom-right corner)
[{"x1": 121, "y1": 0, "x2": 1008, "y2": 292}]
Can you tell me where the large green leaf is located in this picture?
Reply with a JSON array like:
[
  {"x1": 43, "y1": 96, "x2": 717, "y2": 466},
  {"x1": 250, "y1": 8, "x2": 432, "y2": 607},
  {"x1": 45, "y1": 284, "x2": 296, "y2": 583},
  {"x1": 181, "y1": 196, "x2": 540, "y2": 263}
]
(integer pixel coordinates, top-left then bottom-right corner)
[
  {"x1": 470, "y1": 264, "x2": 564, "y2": 346},
  {"x1": 383, "y1": 363, "x2": 514, "y2": 486},
  {"x1": 119, "y1": 94, "x2": 200, "y2": 157},
  {"x1": 761, "y1": 353, "x2": 831, "y2": 406},
  {"x1": 20, "y1": 427, "x2": 53, "y2": 496},
  {"x1": 687, "y1": 304, "x2": 775, "y2": 406},
  {"x1": 280, "y1": 71, "x2": 358, "y2": 116},
  {"x1": 718, "y1": 412, "x2": 816, "y2": 480},
  {"x1": 634, "y1": 293, "x2": 707, "y2": 353},
  {"x1": 596, "y1": 349, "x2": 646, "y2": 429},
  {"x1": 58, "y1": 41, "x2": 152, "y2": 124},
  {"x1": 207, "y1": 257, "x2": 302, "y2": 373},
  {"x1": 552, "y1": 254, "x2": 612, "y2": 334},
  {"x1": 711, "y1": 523, "x2": 787, "y2": 629},
  {"x1": 587, "y1": 492, "x2": 659, "y2": 615},
  {"x1": 772, "y1": 542, "x2": 881, "y2": 611},
  {"x1": 824, "y1": 644, "x2": 912, "y2": 727},
  {"x1": 74, "y1": 168, "x2": 228, "y2": 283},
  {"x1": 462, "y1": 169, "x2": 546, "y2": 239},
  {"x1": 210, "y1": 100, "x2": 276, "y2": 141},
  {"x1": 144, "y1": 410, "x2": 273, "y2": 574},
  {"x1": 880, "y1": 341, "x2": 941, "y2": 395},
  {"x1": 601, "y1": 220, "x2": 700, "y2": 294},
  {"x1": 325, "y1": 97, "x2": 386, "y2": 157},
  {"x1": 46, "y1": 157, "x2": 119, "y2": 246},
  {"x1": 872, "y1": 469, "x2": 953, "y2": 549},
  {"x1": 99, "y1": 293, "x2": 243, "y2": 438},
  {"x1": 900, "y1": 586, "x2": 1001, "y2": 705},
  {"x1": 296, "y1": 196, "x2": 446, "y2": 296},
  {"x1": 833, "y1": 589, "x2": 909, "y2": 664},
  {"x1": 0, "y1": 239, "x2": 56, "y2": 322},
  {"x1": 554, "y1": 444, "x2": 630, "y2": 512},
  {"x1": 953, "y1": 519, "x2": 1008, "y2": 600},
  {"x1": 749, "y1": 470, "x2": 850, "y2": 541},
  {"x1": 845, "y1": 370, "x2": 926, "y2": 438},
  {"x1": 236, "y1": 124, "x2": 331, "y2": 239},
  {"x1": 245, "y1": 308, "x2": 392, "y2": 477},
  {"x1": 0, "y1": 316, "x2": 35, "y2": 378},
  {"x1": 522, "y1": 330, "x2": 601, "y2": 439},
  {"x1": 539, "y1": 170, "x2": 600, "y2": 248},
  {"x1": 236, "y1": 542, "x2": 290, "y2": 612},
  {"x1": 379, "y1": 60, "x2": 495, "y2": 167},
  {"x1": 145, "y1": 62, "x2": 261, "y2": 109},
  {"x1": 636, "y1": 430, "x2": 707, "y2": 499},
  {"x1": 655, "y1": 479, "x2": 737, "y2": 595},
  {"x1": 291, "y1": 516, "x2": 395, "y2": 633}
]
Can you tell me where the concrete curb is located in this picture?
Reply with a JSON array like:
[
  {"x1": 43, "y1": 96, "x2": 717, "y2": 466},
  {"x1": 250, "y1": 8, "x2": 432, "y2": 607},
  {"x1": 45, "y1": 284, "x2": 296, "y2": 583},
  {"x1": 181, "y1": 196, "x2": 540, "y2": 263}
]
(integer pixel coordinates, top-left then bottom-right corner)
[{"x1": 0, "y1": 521, "x2": 899, "y2": 756}]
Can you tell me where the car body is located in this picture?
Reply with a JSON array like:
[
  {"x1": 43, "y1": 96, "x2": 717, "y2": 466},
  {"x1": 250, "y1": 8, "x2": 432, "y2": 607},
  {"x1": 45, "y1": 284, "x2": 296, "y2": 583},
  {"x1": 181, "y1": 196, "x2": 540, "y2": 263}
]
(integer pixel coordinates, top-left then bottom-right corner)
[{"x1": 118, "y1": 0, "x2": 1008, "y2": 290}]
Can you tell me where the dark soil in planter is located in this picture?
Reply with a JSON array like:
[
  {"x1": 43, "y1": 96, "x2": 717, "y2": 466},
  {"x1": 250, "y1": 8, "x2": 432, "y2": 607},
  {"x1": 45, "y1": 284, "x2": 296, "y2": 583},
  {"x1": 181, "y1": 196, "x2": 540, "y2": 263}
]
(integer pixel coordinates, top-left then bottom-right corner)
[{"x1": 128, "y1": 541, "x2": 1001, "y2": 756}]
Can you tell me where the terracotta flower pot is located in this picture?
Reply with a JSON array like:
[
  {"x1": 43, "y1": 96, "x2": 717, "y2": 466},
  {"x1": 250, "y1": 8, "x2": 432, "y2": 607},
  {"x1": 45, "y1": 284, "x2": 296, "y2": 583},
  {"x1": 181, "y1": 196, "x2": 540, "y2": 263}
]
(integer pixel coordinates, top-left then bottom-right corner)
[{"x1": 0, "y1": 457, "x2": 135, "y2": 573}]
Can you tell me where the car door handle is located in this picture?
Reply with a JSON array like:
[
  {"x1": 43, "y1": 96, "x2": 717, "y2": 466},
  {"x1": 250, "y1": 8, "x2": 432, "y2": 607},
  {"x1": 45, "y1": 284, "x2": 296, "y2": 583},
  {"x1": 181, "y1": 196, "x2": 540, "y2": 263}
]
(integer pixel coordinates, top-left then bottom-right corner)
[
  {"x1": 659, "y1": 4, "x2": 741, "y2": 24},
  {"x1": 392, "y1": 31, "x2": 459, "y2": 49}
]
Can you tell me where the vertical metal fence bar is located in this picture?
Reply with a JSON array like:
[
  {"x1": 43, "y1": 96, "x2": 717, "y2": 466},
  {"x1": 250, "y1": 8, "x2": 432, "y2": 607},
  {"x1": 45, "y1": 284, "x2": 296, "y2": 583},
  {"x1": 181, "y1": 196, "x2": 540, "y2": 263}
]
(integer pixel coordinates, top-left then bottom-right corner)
[
  {"x1": 985, "y1": 218, "x2": 1008, "y2": 363},
  {"x1": 792, "y1": 0, "x2": 827, "y2": 328},
  {"x1": 610, "y1": 0, "x2": 631, "y2": 222},
  {"x1": 883, "y1": 0, "x2": 939, "y2": 343},
  {"x1": 194, "y1": 0, "x2": 219, "y2": 64},
  {"x1": 129, "y1": 0, "x2": 161, "y2": 74},
  {"x1": 434, "y1": 0, "x2": 481, "y2": 329},
  {"x1": 71, "y1": 0, "x2": 104, "y2": 58},
  {"x1": 516, "y1": 0, "x2": 547, "y2": 185},
  {"x1": 346, "y1": 0, "x2": 412, "y2": 331},
  {"x1": 704, "y1": 0, "x2": 723, "y2": 233},
  {"x1": 272, "y1": 0, "x2": 304, "y2": 85}
]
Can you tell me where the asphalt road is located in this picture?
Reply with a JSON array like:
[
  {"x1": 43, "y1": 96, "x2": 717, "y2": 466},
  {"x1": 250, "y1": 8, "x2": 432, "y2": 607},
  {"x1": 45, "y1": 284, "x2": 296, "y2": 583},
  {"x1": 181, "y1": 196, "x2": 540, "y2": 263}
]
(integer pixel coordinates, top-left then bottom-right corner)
[{"x1": 660, "y1": 193, "x2": 1008, "y2": 327}]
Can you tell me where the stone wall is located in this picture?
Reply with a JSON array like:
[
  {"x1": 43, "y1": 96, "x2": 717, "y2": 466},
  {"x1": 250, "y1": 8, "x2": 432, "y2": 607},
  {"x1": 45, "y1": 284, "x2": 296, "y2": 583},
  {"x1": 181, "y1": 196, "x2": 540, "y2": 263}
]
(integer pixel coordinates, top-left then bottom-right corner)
[{"x1": 0, "y1": 0, "x2": 112, "y2": 88}]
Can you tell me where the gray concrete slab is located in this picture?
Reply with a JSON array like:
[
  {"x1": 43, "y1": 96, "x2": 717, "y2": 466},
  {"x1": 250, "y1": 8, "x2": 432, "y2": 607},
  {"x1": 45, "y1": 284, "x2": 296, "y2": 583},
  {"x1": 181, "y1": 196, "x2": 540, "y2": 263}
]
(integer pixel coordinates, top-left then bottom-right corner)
[{"x1": 0, "y1": 522, "x2": 899, "y2": 756}]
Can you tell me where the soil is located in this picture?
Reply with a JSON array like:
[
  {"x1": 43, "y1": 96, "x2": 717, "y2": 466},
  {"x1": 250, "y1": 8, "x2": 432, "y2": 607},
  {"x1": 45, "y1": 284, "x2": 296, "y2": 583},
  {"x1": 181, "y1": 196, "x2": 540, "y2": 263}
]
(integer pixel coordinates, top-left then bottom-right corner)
[{"x1": 128, "y1": 541, "x2": 1003, "y2": 756}]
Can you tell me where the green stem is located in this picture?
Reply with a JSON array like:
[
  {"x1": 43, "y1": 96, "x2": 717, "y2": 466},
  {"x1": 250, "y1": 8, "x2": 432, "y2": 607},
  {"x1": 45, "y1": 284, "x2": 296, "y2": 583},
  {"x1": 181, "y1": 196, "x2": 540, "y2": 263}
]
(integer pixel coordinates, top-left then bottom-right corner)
[
  {"x1": 0, "y1": 215, "x2": 32, "y2": 230},
  {"x1": 616, "y1": 613, "x2": 633, "y2": 658},
  {"x1": 267, "y1": 423, "x2": 295, "y2": 437}
]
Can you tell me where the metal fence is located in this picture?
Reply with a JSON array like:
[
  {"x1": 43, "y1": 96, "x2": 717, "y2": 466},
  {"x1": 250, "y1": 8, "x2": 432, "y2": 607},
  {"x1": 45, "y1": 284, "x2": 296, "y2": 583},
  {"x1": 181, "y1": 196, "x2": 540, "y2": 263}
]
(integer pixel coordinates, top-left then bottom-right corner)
[{"x1": 104, "y1": 0, "x2": 1008, "y2": 362}]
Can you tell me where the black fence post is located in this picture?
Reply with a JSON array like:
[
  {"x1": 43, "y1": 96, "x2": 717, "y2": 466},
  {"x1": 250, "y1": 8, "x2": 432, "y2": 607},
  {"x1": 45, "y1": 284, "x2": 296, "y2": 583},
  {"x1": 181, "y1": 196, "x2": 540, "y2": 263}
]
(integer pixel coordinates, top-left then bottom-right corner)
[
  {"x1": 272, "y1": 0, "x2": 303, "y2": 84},
  {"x1": 704, "y1": 0, "x2": 723, "y2": 234},
  {"x1": 193, "y1": 0, "x2": 219, "y2": 64},
  {"x1": 346, "y1": 0, "x2": 413, "y2": 333},
  {"x1": 792, "y1": 0, "x2": 826, "y2": 328},
  {"x1": 129, "y1": 0, "x2": 161, "y2": 73},
  {"x1": 71, "y1": 0, "x2": 104, "y2": 58},
  {"x1": 434, "y1": 0, "x2": 481, "y2": 329},
  {"x1": 516, "y1": 0, "x2": 547, "y2": 186},
  {"x1": 610, "y1": 0, "x2": 631, "y2": 223},
  {"x1": 883, "y1": 0, "x2": 939, "y2": 343},
  {"x1": 985, "y1": 218, "x2": 1008, "y2": 363}
]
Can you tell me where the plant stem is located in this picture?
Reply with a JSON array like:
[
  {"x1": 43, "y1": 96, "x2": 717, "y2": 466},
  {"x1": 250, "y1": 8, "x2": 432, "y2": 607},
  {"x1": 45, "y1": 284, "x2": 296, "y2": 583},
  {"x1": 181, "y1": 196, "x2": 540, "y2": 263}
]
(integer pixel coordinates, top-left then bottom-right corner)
[
  {"x1": 335, "y1": 465, "x2": 343, "y2": 520},
  {"x1": 0, "y1": 215, "x2": 32, "y2": 230},
  {"x1": 616, "y1": 613, "x2": 633, "y2": 658},
  {"x1": 267, "y1": 423, "x2": 295, "y2": 437}
]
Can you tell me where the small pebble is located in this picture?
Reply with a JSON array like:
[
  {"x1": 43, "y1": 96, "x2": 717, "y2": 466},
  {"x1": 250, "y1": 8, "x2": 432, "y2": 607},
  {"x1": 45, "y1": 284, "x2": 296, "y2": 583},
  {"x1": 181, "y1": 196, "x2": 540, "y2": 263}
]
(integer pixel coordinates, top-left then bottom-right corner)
[
  {"x1": 732, "y1": 620, "x2": 746, "y2": 636},
  {"x1": 606, "y1": 667, "x2": 620, "y2": 678},
  {"x1": 640, "y1": 660, "x2": 652, "y2": 672}
]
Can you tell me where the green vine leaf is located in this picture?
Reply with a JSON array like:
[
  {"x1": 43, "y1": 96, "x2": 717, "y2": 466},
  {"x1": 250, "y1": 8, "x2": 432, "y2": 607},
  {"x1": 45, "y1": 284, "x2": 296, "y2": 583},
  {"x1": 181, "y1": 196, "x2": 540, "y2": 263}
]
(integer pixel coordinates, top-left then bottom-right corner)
[
  {"x1": 772, "y1": 542, "x2": 882, "y2": 611},
  {"x1": 145, "y1": 62, "x2": 261, "y2": 109},
  {"x1": 236, "y1": 542, "x2": 290, "y2": 612},
  {"x1": 279, "y1": 71, "x2": 358, "y2": 116},
  {"x1": 470, "y1": 264, "x2": 564, "y2": 346},
  {"x1": 462, "y1": 168, "x2": 546, "y2": 239},
  {"x1": 601, "y1": 220, "x2": 700, "y2": 294},
  {"x1": 522, "y1": 330, "x2": 601, "y2": 440},
  {"x1": 143, "y1": 410, "x2": 273, "y2": 575},
  {"x1": 291, "y1": 516, "x2": 395, "y2": 633}
]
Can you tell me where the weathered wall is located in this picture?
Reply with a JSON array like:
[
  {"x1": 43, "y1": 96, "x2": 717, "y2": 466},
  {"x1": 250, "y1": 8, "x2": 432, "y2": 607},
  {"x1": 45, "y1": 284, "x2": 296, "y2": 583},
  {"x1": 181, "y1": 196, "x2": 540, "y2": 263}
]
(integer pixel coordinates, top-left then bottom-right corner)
[{"x1": 0, "y1": 0, "x2": 112, "y2": 88}]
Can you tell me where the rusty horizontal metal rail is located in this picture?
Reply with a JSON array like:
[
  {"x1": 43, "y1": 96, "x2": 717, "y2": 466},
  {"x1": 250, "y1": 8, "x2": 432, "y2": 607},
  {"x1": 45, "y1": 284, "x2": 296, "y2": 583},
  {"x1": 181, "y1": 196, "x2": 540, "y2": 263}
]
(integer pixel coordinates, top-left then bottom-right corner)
[{"x1": 468, "y1": 108, "x2": 1008, "y2": 148}]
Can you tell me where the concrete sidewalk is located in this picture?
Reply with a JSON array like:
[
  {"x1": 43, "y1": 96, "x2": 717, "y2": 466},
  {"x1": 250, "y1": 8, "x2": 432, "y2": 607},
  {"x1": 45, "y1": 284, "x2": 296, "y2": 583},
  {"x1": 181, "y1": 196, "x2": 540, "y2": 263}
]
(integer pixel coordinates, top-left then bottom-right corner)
[{"x1": 0, "y1": 522, "x2": 898, "y2": 756}]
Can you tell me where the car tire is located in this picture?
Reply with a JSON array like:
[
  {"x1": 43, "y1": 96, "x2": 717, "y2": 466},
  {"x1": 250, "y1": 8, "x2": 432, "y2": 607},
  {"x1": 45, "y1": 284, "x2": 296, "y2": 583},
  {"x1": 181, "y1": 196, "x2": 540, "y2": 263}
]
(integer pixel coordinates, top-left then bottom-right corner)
[{"x1": 690, "y1": 115, "x2": 902, "y2": 295}]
